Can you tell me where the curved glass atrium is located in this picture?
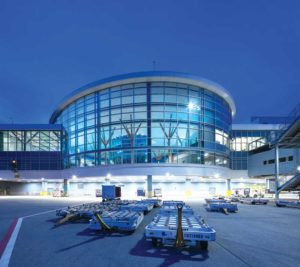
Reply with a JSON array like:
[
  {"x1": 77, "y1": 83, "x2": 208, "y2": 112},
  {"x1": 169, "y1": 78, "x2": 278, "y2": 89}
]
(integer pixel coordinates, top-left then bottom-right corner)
[{"x1": 53, "y1": 79, "x2": 233, "y2": 169}]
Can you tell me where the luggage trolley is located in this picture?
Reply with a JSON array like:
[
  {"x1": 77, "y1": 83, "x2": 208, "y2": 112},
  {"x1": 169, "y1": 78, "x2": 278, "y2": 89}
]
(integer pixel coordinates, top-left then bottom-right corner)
[
  {"x1": 206, "y1": 202, "x2": 238, "y2": 213},
  {"x1": 89, "y1": 210, "x2": 144, "y2": 232},
  {"x1": 239, "y1": 198, "x2": 269, "y2": 205},
  {"x1": 145, "y1": 203, "x2": 216, "y2": 250}
]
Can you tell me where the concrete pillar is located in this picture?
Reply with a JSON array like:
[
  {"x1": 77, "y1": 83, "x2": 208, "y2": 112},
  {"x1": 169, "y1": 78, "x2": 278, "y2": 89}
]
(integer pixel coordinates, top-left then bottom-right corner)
[
  {"x1": 41, "y1": 180, "x2": 48, "y2": 195},
  {"x1": 42, "y1": 181, "x2": 48, "y2": 191},
  {"x1": 63, "y1": 179, "x2": 69, "y2": 197},
  {"x1": 226, "y1": 179, "x2": 232, "y2": 197},
  {"x1": 275, "y1": 145, "x2": 280, "y2": 202},
  {"x1": 147, "y1": 175, "x2": 152, "y2": 198}
]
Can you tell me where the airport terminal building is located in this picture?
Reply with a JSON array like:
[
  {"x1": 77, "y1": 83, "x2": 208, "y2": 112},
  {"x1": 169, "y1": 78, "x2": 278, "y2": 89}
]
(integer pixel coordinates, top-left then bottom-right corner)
[{"x1": 0, "y1": 71, "x2": 299, "y2": 198}]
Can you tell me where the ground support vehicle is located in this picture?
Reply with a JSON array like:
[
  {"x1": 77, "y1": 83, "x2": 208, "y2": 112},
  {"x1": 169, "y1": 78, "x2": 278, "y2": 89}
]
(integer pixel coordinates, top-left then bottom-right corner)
[
  {"x1": 276, "y1": 200, "x2": 300, "y2": 208},
  {"x1": 239, "y1": 198, "x2": 269, "y2": 205},
  {"x1": 145, "y1": 213, "x2": 216, "y2": 250},
  {"x1": 89, "y1": 210, "x2": 144, "y2": 232}
]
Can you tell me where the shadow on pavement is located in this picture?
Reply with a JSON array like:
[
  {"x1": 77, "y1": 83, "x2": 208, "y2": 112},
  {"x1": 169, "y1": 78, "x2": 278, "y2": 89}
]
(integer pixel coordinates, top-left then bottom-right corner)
[
  {"x1": 56, "y1": 228, "x2": 133, "y2": 253},
  {"x1": 130, "y1": 236, "x2": 209, "y2": 267},
  {"x1": 47, "y1": 218, "x2": 90, "y2": 229}
]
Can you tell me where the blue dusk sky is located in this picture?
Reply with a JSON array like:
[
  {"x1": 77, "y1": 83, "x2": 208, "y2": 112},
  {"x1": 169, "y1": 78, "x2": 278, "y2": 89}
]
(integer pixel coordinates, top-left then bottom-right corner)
[{"x1": 0, "y1": 0, "x2": 299, "y2": 123}]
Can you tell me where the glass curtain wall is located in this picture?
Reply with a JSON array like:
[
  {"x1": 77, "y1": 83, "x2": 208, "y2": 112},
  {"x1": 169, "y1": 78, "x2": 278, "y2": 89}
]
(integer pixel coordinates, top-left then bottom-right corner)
[
  {"x1": 54, "y1": 82, "x2": 232, "y2": 168},
  {"x1": 0, "y1": 131, "x2": 61, "y2": 152},
  {"x1": 230, "y1": 130, "x2": 275, "y2": 170}
]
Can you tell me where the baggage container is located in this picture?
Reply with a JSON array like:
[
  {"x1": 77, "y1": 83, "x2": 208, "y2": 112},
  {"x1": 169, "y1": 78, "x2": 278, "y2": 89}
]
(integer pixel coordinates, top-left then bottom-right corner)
[
  {"x1": 102, "y1": 185, "x2": 121, "y2": 200},
  {"x1": 137, "y1": 188, "x2": 146, "y2": 197}
]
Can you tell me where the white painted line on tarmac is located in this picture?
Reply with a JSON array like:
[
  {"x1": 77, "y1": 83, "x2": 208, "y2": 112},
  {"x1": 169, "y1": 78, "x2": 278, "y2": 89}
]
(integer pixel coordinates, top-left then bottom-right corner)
[
  {"x1": 22, "y1": 209, "x2": 58, "y2": 219},
  {"x1": 0, "y1": 218, "x2": 23, "y2": 267},
  {"x1": 0, "y1": 208, "x2": 60, "y2": 266}
]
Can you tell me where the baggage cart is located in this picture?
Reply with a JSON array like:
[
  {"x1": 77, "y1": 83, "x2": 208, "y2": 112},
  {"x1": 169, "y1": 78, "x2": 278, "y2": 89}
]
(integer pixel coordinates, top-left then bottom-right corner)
[
  {"x1": 276, "y1": 200, "x2": 300, "y2": 208},
  {"x1": 140, "y1": 199, "x2": 162, "y2": 207},
  {"x1": 89, "y1": 210, "x2": 144, "y2": 232},
  {"x1": 145, "y1": 213, "x2": 216, "y2": 250},
  {"x1": 159, "y1": 205, "x2": 194, "y2": 215},
  {"x1": 119, "y1": 202, "x2": 154, "y2": 213},
  {"x1": 239, "y1": 198, "x2": 268, "y2": 205},
  {"x1": 206, "y1": 202, "x2": 238, "y2": 213}
]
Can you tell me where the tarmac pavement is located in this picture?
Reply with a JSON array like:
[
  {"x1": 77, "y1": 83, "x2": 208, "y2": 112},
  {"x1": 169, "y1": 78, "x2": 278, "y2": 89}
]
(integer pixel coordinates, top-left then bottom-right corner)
[{"x1": 0, "y1": 197, "x2": 299, "y2": 267}]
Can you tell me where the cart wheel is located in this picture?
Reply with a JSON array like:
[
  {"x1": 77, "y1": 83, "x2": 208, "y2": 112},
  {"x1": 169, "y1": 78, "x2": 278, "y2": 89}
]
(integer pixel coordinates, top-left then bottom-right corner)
[
  {"x1": 151, "y1": 238, "x2": 158, "y2": 247},
  {"x1": 200, "y1": 241, "x2": 208, "y2": 250},
  {"x1": 197, "y1": 241, "x2": 208, "y2": 250}
]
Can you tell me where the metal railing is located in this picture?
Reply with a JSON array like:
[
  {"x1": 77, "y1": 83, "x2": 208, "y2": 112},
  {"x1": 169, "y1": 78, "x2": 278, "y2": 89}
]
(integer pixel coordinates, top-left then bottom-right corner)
[{"x1": 278, "y1": 168, "x2": 300, "y2": 191}]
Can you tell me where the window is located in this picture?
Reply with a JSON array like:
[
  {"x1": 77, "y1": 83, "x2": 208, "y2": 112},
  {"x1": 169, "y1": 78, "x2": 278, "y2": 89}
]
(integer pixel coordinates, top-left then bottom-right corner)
[
  {"x1": 279, "y1": 157, "x2": 286, "y2": 163},
  {"x1": 288, "y1": 156, "x2": 293, "y2": 161}
]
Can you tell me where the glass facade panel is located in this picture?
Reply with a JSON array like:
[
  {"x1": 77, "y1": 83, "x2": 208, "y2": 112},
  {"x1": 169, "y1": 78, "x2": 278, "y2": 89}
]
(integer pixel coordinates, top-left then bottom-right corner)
[
  {"x1": 0, "y1": 129, "x2": 62, "y2": 170},
  {"x1": 230, "y1": 129, "x2": 275, "y2": 170},
  {"x1": 0, "y1": 130, "x2": 61, "y2": 152},
  {"x1": 53, "y1": 81, "x2": 232, "y2": 168}
]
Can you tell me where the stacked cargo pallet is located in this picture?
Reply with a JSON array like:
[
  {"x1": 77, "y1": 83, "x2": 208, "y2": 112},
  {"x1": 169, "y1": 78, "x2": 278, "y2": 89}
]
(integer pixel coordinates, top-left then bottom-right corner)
[{"x1": 145, "y1": 200, "x2": 216, "y2": 250}]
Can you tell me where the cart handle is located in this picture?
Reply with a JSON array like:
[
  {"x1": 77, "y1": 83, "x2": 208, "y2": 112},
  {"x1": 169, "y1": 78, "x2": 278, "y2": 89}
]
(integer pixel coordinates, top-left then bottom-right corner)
[{"x1": 177, "y1": 203, "x2": 183, "y2": 209}]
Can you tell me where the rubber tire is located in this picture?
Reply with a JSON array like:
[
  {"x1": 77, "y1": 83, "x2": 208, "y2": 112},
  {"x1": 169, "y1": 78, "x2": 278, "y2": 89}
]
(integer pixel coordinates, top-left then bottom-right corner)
[
  {"x1": 151, "y1": 238, "x2": 158, "y2": 247},
  {"x1": 199, "y1": 241, "x2": 208, "y2": 250}
]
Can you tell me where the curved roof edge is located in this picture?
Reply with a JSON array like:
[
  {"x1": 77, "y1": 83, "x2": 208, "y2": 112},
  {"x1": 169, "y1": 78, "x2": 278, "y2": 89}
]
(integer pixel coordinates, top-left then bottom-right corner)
[{"x1": 50, "y1": 71, "x2": 236, "y2": 123}]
